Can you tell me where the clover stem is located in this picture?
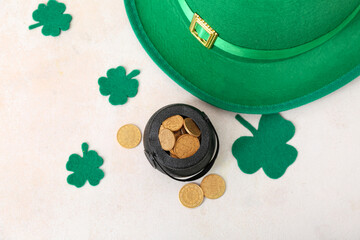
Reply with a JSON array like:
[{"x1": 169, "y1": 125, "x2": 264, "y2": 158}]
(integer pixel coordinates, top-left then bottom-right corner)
[
  {"x1": 235, "y1": 114, "x2": 257, "y2": 136},
  {"x1": 81, "y1": 143, "x2": 89, "y2": 156},
  {"x1": 127, "y1": 70, "x2": 140, "y2": 80},
  {"x1": 29, "y1": 23, "x2": 42, "y2": 30}
]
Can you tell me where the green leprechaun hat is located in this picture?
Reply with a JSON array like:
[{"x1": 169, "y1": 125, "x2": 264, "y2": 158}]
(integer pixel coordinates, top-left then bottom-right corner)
[{"x1": 125, "y1": 0, "x2": 360, "y2": 114}]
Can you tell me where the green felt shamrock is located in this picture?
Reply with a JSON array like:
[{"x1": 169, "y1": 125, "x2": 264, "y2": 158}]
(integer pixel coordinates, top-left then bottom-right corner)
[
  {"x1": 232, "y1": 114, "x2": 298, "y2": 179},
  {"x1": 29, "y1": 0, "x2": 72, "y2": 37},
  {"x1": 98, "y1": 66, "x2": 140, "y2": 105},
  {"x1": 66, "y1": 143, "x2": 105, "y2": 188}
]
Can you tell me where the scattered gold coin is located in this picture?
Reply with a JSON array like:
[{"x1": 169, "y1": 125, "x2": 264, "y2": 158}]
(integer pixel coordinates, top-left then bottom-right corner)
[
  {"x1": 184, "y1": 118, "x2": 201, "y2": 137},
  {"x1": 179, "y1": 183, "x2": 204, "y2": 208},
  {"x1": 158, "y1": 129, "x2": 176, "y2": 151},
  {"x1": 117, "y1": 124, "x2": 142, "y2": 149},
  {"x1": 174, "y1": 134, "x2": 200, "y2": 159},
  {"x1": 200, "y1": 174, "x2": 226, "y2": 199},
  {"x1": 162, "y1": 115, "x2": 184, "y2": 131}
]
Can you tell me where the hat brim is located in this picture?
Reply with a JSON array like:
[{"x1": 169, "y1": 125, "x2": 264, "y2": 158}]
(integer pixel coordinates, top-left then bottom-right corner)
[{"x1": 125, "y1": 0, "x2": 360, "y2": 114}]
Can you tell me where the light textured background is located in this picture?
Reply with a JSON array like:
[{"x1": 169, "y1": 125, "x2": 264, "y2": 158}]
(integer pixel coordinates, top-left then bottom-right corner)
[{"x1": 1, "y1": 1, "x2": 360, "y2": 239}]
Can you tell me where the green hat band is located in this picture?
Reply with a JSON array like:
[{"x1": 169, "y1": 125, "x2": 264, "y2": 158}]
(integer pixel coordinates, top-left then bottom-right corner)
[{"x1": 179, "y1": 0, "x2": 360, "y2": 60}]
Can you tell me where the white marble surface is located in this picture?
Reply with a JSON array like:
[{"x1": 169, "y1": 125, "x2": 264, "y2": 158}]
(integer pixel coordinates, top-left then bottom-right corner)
[{"x1": 1, "y1": 1, "x2": 360, "y2": 239}]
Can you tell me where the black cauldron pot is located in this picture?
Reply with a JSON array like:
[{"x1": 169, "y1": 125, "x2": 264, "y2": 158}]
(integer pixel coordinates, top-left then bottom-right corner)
[{"x1": 143, "y1": 104, "x2": 219, "y2": 181}]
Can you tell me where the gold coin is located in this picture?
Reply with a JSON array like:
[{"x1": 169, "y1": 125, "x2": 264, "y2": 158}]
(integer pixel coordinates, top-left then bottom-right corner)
[
  {"x1": 200, "y1": 174, "x2": 226, "y2": 199},
  {"x1": 184, "y1": 118, "x2": 201, "y2": 137},
  {"x1": 117, "y1": 124, "x2": 142, "y2": 149},
  {"x1": 180, "y1": 127, "x2": 187, "y2": 135},
  {"x1": 158, "y1": 129, "x2": 176, "y2": 151},
  {"x1": 170, "y1": 149, "x2": 178, "y2": 157},
  {"x1": 173, "y1": 134, "x2": 200, "y2": 159},
  {"x1": 170, "y1": 152, "x2": 178, "y2": 159},
  {"x1": 173, "y1": 130, "x2": 181, "y2": 139},
  {"x1": 179, "y1": 183, "x2": 204, "y2": 208},
  {"x1": 162, "y1": 115, "x2": 184, "y2": 131}
]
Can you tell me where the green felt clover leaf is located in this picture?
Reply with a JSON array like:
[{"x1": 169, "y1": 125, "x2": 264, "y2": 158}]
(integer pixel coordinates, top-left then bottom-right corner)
[
  {"x1": 29, "y1": 0, "x2": 72, "y2": 37},
  {"x1": 66, "y1": 143, "x2": 105, "y2": 188},
  {"x1": 232, "y1": 114, "x2": 298, "y2": 179},
  {"x1": 98, "y1": 66, "x2": 140, "y2": 105}
]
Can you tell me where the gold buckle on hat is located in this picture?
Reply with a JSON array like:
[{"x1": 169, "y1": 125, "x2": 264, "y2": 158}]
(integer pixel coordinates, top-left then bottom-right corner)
[{"x1": 189, "y1": 13, "x2": 218, "y2": 49}]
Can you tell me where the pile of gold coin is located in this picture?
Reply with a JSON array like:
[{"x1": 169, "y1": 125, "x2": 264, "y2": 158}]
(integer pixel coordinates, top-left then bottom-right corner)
[
  {"x1": 179, "y1": 174, "x2": 226, "y2": 208},
  {"x1": 158, "y1": 115, "x2": 201, "y2": 159}
]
